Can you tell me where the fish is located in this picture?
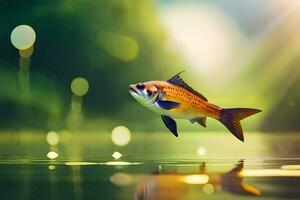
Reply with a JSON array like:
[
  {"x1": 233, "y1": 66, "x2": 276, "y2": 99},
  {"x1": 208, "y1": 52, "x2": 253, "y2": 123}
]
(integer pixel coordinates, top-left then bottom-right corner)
[
  {"x1": 133, "y1": 161, "x2": 261, "y2": 200},
  {"x1": 128, "y1": 72, "x2": 262, "y2": 142}
]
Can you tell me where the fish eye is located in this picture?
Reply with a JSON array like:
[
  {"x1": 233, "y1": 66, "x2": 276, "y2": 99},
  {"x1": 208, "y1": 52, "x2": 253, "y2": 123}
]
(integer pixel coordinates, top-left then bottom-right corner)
[
  {"x1": 146, "y1": 90, "x2": 153, "y2": 97},
  {"x1": 136, "y1": 83, "x2": 145, "y2": 90}
]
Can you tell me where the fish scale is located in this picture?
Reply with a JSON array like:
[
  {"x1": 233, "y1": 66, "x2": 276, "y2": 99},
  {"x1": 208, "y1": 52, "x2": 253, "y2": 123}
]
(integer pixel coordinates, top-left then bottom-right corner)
[{"x1": 158, "y1": 82, "x2": 220, "y2": 119}]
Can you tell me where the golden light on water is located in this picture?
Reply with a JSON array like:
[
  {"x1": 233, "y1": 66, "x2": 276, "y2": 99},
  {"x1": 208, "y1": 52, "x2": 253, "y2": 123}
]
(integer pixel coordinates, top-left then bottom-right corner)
[
  {"x1": 99, "y1": 32, "x2": 139, "y2": 62},
  {"x1": 19, "y1": 46, "x2": 34, "y2": 58},
  {"x1": 46, "y1": 131, "x2": 60, "y2": 146},
  {"x1": 241, "y1": 183, "x2": 261, "y2": 196},
  {"x1": 47, "y1": 151, "x2": 59, "y2": 160},
  {"x1": 111, "y1": 126, "x2": 131, "y2": 146},
  {"x1": 65, "y1": 162, "x2": 98, "y2": 166},
  {"x1": 11, "y1": 25, "x2": 36, "y2": 50},
  {"x1": 70, "y1": 77, "x2": 89, "y2": 96},
  {"x1": 197, "y1": 146, "x2": 206, "y2": 156},
  {"x1": 281, "y1": 165, "x2": 300, "y2": 170},
  {"x1": 179, "y1": 174, "x2": 209, "y2": 184},
  {"x1": 203, "y1": 183, "x2": 214, "y2": 194},
  {"x1": 104, "y1": 161, "x2": 139, "y2": 166},
  {"x1": 110, "y1": 173, "x2": 133, "y2": 186},
  {"x1": 240, "y1": 169, "x2": 300, "y2": 177},
  {"x1": 112, "y1": 151, "x2": 122, "y2": 160}
]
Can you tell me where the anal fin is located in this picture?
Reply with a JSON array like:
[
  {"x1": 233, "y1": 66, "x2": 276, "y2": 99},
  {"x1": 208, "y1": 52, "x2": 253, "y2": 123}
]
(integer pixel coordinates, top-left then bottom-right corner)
[{"x1": 190, "y1": 117, "x2": 207, "y2": 127}]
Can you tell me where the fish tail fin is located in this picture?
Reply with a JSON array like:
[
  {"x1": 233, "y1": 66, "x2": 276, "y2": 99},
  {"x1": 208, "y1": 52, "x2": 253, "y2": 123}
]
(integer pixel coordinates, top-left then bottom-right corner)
[{"x1": 219, "y1": 108, "x2": 262, "y2": 142}]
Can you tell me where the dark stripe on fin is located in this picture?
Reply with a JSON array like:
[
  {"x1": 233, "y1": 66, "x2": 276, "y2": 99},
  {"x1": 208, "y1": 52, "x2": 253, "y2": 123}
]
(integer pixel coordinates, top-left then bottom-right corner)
[
  {"x1": 167, "y1": 71, "x2": 207, "y2": 101},
  {"x1": 190, "y1": 117, "x2": 207, "y2": 127},
  {"x1": 219, "y1": 108, "x2": 262, "y2": 142},
  {"x1": 161, "y1": 115, "x2": 178, "y2": 137},
  {"x1": 157, "y1": 100, "x2": 180, "y2": 110}
]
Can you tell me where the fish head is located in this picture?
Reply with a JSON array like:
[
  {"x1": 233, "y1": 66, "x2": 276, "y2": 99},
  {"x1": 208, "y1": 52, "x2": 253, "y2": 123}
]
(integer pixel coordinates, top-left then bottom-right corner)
[{"x1": 129, "y1": 82, "x2": 159, "y2": 105}]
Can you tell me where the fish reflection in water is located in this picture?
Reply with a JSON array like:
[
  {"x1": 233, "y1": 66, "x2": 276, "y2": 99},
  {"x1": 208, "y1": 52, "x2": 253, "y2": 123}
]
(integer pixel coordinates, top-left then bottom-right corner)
[{"x1": 134, "y1": 161, "x2": 260, "y2": 200}]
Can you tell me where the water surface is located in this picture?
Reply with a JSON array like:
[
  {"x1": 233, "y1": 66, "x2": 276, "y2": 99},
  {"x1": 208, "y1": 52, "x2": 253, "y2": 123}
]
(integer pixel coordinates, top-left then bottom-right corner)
[{"x1": 0, "y1": 132, "x2": 299, "y2": 200}]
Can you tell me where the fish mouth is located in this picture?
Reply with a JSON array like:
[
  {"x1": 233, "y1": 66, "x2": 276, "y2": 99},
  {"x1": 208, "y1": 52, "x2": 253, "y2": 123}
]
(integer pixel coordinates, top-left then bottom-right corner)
[{"x1": 128, "y1": 86, "x2": 138, "y2": 94}]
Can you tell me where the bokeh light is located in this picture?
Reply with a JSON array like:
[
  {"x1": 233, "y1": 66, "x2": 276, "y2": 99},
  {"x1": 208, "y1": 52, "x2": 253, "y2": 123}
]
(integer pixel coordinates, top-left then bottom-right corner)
[
  {"x1": 112, "y1": 151, "x2": 122, "y2": 160},
  {"x1": 99, "y1": 32, "x2": 139, "y2": 62},
  {"x1": 203, "y1": 183, "x2": 214, "y2": 194},
  {"x1": 46, "y1": 131, "x2": 60, "y2": 146},
  {"x1": 10, "y1": 25, "x2": 36, "y2": 50},
  {"x1": 19, "y1": 46, "x2": 34, "y2": 58},
  {"x1": 110, "y1": 173, "x2": 133, "y2": 186},
  {"x1": 47, "y1": 151, "x2": 59, "y2": 160},
  {"x1": 197, "y1": 146, "x2": 206, "y2": 156},
  {"x1": 48, "y1": 165, "x2": 56, "y2": 170},
  {"x1": 70, "y1": 77, "x2": 89, "y2": 96},
  {"x1": 111, "y1": 126, "x2": 131, "y2": 146}
]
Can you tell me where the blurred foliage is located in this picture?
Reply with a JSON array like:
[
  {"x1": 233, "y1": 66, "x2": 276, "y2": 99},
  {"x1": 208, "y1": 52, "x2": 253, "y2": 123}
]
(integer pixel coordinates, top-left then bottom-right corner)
[
  {"x1": 0, "y1": 0, "x2": 182, "y2": 131},
  {"x1": 0, "y1": 0, "x2": 299, "y2": 132}
]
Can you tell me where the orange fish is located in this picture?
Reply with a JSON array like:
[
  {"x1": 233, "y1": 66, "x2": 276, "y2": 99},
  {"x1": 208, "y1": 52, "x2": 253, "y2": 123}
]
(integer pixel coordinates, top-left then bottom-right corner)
[
  {"x1": 133, "y1": 161, "x2": 261, "y2": 200},
  {"x1": 129, "y1": 72, "x2": 262, "y2": 142}
]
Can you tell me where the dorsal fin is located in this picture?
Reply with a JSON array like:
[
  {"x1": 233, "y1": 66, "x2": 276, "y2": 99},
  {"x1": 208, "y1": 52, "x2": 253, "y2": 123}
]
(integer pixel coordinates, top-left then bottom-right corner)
[{"x1": 167, "y1": 71, "x2": 208, "y2": 101}]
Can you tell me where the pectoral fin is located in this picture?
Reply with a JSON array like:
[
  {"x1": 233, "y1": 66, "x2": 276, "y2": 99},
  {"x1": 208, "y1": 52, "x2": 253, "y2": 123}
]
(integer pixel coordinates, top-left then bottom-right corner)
[
  {"x1": 161, "y1": 115, "x2": 178, "y2": 137},
  {"x1": 190, "y1": 117, "x2": 207, "y2": 127},
  {"x1": 157, "y1": 100, "x2": 180, "y2": 110}
]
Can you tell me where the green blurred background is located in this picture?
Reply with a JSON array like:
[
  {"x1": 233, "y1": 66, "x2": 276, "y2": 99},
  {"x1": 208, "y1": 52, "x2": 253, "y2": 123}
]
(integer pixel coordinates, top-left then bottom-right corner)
[{"x1": 0, "y1": 0, "x2": 299, "y2": 133}]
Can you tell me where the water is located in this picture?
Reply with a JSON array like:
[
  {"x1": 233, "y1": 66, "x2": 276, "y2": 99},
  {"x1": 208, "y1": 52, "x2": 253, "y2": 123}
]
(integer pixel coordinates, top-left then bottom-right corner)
[{"x1": 0, "y1": 132, "x2": 300, "y2": 200}]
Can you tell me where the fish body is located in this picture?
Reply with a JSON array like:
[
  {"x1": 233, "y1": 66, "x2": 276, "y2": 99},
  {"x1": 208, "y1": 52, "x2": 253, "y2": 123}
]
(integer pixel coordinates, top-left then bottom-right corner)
[
  {"x1": 129, "y1": 72, "x2": 262, "y2": 142},
  {"x1": 144, "y1": 80, "x2": 221, "y2": 120}
]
